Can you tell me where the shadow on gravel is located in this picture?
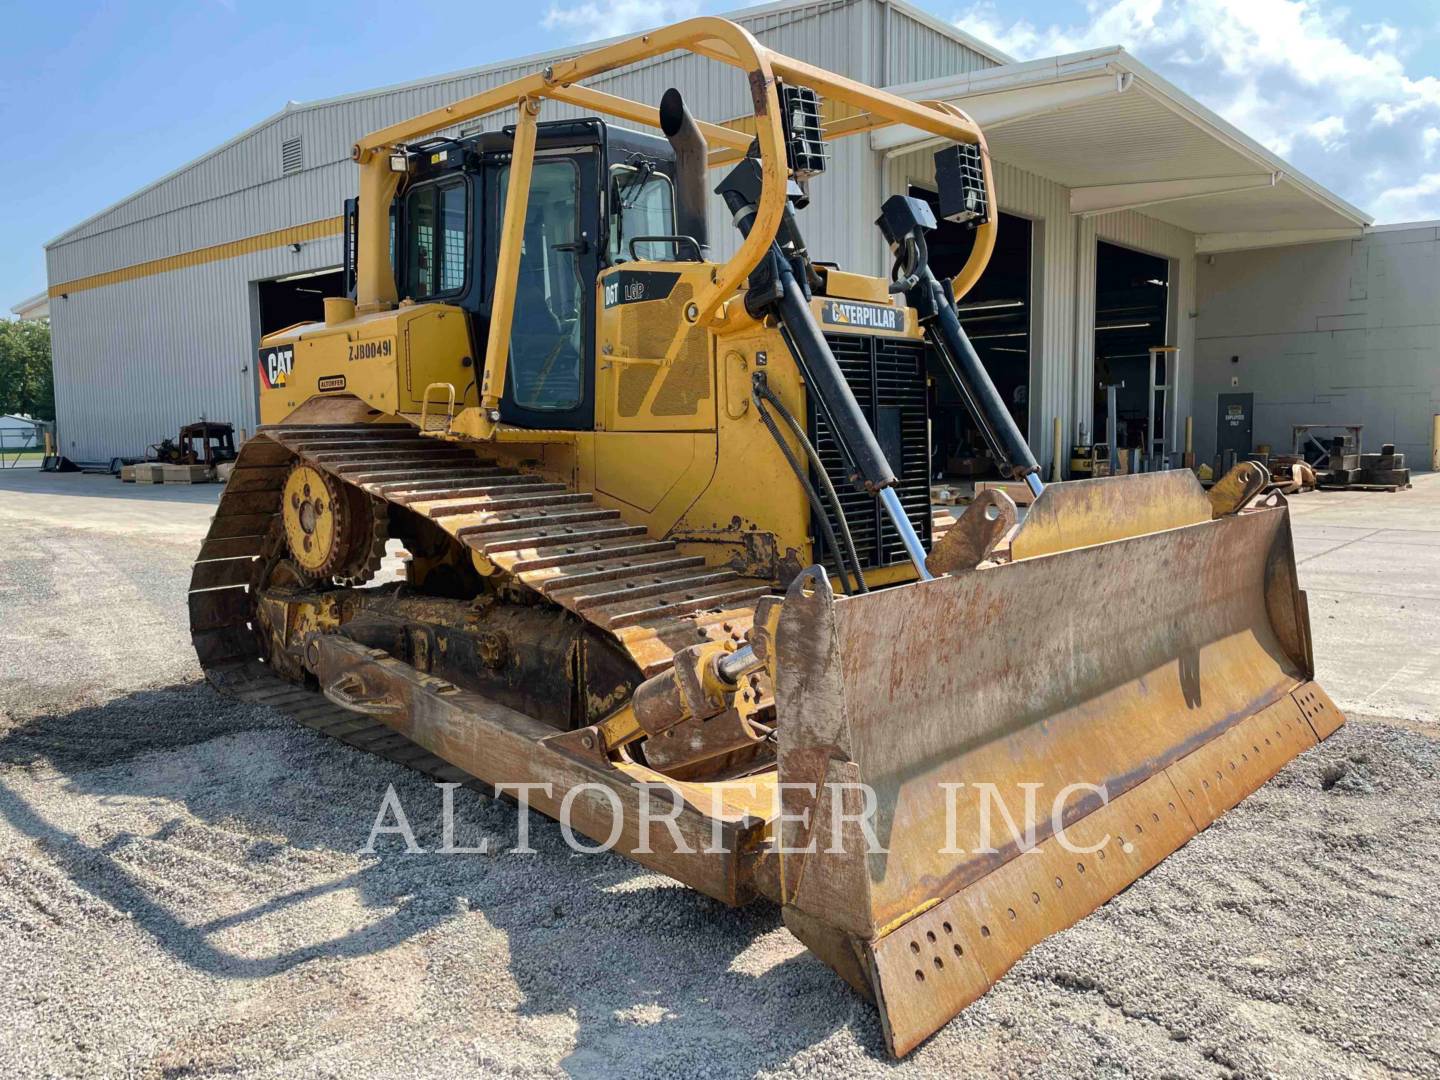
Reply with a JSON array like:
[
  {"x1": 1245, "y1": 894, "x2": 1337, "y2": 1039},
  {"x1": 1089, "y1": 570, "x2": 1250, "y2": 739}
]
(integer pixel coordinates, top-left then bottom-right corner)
[
  {"x1": 0, "y1": 682, "x2": 281, "y2": 771},
  {"x1": 0, "y1": 679, "x2": 869, "y2": 1074},
  {"x1": 0, "y1": 469, "x2": 224, "y2": 506}
]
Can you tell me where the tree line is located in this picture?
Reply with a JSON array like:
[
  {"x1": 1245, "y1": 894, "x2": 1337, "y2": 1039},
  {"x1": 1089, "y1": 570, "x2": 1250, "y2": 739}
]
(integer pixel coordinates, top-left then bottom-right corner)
[{"x1": 0, "y1": 319, "x2": 55, "y2": 422}]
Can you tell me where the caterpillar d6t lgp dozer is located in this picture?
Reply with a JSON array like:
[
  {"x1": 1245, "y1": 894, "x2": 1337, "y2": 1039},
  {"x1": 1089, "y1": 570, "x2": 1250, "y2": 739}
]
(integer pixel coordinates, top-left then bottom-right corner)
[{"x1": 190, "y1": 19, "x2": 1344, "y2": 1055}]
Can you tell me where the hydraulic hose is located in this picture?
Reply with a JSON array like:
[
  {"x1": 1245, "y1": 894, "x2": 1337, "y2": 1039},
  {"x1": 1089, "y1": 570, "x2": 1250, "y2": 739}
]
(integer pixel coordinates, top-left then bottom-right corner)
[
  {"x1": 716, "y1": 160, "x2": 935, "y2": 581},
  {"x1": 753, "y1": 386, "x2": 864, "y2": 596},
  {"x1": 753, "y1": 375, "x2": 869, "y2": 595}
]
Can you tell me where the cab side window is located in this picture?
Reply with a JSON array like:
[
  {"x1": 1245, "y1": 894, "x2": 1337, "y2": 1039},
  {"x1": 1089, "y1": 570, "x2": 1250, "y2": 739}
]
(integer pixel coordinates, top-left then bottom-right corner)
[{"x1": 404, "y1": 179, "x2": 468, "y2": 299}]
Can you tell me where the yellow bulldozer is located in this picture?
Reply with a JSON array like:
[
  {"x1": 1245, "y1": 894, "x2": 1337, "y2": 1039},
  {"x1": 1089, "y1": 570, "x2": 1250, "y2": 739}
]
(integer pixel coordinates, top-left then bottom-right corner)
[{"x1": 189, "y1": 18, "x2": 1344, "y2": 1056}]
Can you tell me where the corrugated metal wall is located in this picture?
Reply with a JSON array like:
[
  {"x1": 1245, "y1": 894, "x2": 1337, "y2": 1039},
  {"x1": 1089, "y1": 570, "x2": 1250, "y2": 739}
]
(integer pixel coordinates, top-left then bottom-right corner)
[
  {"x1": 1195, "y1": 225, "x2": 1440, "y2": 468},
  {"x1": 887, "y1": 150, "x2": 1199, "y2": 474},
  {"x1": 45, "y1": 0, "x2": 997, "y2": 460},
  {"x1": 996, "y1": 162, "x2": 1079, "y2": 467},
  {"x1": 883, "y1": 6, "x2": 995, "y2": 84},
  {"x1": 50, "y1": 236, "x2": 343, "y2": 461}
]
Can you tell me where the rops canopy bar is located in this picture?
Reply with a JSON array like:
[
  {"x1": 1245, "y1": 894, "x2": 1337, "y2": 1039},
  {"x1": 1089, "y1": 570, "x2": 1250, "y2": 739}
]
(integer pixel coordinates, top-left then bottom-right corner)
[{"x1": 348, "y1": 17, "x2": 995, "y2": 322}]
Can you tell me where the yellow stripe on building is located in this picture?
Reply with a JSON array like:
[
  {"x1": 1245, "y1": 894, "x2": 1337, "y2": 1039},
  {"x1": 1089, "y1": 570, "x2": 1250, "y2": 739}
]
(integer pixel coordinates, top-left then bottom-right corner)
[{"x1": 49, "y1": 216, "x2": 345, "y2": 298}]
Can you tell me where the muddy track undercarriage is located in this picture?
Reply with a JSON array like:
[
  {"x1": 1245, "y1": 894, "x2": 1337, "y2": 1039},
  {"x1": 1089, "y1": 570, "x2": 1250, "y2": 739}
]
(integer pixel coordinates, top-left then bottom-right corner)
[{"x1": 188, "y1": 422, "x2": 786, "y2": 783}]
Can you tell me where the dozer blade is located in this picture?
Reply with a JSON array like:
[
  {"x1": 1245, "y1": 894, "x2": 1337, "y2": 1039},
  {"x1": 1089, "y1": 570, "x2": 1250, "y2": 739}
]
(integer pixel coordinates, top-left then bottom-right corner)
[{"x1": 770, "y1": 472, "x2": 1344, "y2": 1056}]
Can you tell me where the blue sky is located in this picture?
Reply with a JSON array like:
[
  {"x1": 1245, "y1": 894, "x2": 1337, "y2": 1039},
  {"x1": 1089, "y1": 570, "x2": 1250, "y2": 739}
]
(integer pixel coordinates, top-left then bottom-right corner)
[{"x1": 5, "y1": 0, "x2": 1440, "y2": 309}]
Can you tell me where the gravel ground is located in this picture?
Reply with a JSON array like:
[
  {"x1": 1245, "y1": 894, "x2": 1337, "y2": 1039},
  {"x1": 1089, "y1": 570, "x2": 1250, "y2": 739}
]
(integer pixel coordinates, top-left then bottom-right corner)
[{"x1": 1, "y1": 471, "x2": 1438, "y2": 1078}]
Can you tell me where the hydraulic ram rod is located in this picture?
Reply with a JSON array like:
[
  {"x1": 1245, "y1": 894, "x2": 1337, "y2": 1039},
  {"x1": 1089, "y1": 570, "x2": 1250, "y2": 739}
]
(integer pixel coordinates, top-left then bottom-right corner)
[
  {"x1": 925, "y1": 287, "x2": 1044, "y2": 499},
  {"x1": 877, "y1": 194, "x2": 1043, "y2": 498}
]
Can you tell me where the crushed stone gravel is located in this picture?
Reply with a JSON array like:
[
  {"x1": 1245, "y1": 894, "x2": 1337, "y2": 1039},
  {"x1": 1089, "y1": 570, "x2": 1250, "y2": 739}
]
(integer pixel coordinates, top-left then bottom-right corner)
[{"x1": 1, "y1": 473, "x2": 1437, "y2": 1078}]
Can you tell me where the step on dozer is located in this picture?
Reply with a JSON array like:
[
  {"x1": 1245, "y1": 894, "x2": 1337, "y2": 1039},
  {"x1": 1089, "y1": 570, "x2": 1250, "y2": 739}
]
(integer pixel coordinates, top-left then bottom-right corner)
[{"x1": 189, "y1": 18, "x2": 1343, "y2": 1056}]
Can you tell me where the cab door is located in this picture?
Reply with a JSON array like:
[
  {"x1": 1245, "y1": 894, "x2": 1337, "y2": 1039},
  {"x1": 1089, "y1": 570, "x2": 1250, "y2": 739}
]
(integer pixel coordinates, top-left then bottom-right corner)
[{"x1": 495, "y1": 149, "x2": 601, "y2": 430}]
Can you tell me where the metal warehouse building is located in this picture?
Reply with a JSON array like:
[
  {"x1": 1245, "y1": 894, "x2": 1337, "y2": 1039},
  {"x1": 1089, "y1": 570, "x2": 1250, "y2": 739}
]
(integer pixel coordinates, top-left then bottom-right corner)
[{"x1": 45, "y1": 0, "x2": 1408, "y2": 474}]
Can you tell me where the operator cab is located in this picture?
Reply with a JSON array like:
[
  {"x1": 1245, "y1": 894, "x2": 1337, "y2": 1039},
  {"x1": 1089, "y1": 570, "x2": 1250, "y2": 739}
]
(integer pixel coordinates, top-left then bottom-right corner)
[{"x1": 343, "y1": 120, "x2": 690, "y2": 430}]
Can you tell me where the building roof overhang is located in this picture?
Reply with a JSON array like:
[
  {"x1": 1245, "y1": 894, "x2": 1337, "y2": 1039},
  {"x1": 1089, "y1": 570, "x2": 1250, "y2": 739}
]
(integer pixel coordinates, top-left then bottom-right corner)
[
  {"x1": 876, "y1": 47, "x2": 1372, "y2": 251},
  {"x1": 9, "y1": 292, "x2": 49, "y2": 321}
]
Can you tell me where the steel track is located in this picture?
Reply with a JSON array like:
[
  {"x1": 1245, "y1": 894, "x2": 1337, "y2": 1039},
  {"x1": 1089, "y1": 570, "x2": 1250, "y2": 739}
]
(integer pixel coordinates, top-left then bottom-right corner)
[{"x1": 188, "y1": 423, "x2": 777, "y2": 774}]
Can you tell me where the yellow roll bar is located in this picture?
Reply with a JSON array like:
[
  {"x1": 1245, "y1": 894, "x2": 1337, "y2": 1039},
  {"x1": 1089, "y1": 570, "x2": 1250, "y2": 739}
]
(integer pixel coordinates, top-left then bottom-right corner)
[{"x1": 349, "y1": 16, "x2": 997, "y2": 403}]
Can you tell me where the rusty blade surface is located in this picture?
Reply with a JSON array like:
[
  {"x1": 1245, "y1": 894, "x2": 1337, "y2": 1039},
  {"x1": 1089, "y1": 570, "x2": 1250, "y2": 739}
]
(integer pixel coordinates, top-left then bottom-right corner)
[
  {"x1": 864, "y1": 683, "x2": 1337, "y2": 1056},
  {"x1": 770, "y1": 479, "x2": 1346, "y2": 1055},
  {"x1": 1008, "y1": 470, "x2": 1212, "y2": 562},
  {"x1": 776, "y1": 503, "x2": 1312, "y2": 938}
]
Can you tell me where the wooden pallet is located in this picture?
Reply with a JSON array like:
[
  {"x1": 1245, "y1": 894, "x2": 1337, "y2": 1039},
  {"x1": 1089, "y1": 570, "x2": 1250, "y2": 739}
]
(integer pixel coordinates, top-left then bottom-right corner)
[
  {"x1": 162, "y1": 464, "x2": 214, "y2": 484},
  {"x1": 1318, "y1": 482, "x2": 1405, "y2": 493}
]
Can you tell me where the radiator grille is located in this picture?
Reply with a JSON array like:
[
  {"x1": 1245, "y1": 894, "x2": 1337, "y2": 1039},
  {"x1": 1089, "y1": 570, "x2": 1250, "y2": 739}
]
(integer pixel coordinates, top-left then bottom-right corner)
[{"x1": 808, "y1": 333, "x2": 931, "y2": 571}]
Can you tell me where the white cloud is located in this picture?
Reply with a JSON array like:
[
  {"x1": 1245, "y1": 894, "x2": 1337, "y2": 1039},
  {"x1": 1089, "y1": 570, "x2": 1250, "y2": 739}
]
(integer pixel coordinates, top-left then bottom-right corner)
[
  {"x1": 1305, "y1": 115, "x2": 1347, "y2": 152},
  {"x1": 1370, "y1": 173, "x2": 1440, "y2": 221},
  {"x1": 955, "y1": 0, "x2": 1440, "y2": 222},
  {"x1": 1423, "y1": 126, "x2": 1440, "y2": 160},
  {"x1": 1364, "y1": 22, "x2": 1400, "y2": 51},
  {"x1": 541, "y1": 0, "x2": 700, "y2": 42}
]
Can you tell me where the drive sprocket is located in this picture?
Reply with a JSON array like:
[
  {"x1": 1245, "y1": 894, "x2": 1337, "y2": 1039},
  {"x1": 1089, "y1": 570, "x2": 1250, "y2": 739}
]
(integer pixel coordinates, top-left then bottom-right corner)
[{"x1": 281, "y1": 462, "x2": 386, "y2": 585}]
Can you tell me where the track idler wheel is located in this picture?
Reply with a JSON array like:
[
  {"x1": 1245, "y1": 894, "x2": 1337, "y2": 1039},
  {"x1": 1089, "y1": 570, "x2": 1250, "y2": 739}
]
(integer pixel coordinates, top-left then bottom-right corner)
[{"x1": 281, "y1": 463, "x2": 387, "y2": 586}]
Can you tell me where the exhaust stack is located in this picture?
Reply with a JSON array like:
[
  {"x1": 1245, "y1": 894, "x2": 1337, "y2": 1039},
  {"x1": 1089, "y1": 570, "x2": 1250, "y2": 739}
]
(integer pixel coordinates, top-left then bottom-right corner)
[{"x1": 659, "y1": 88, "x2": 709, "y2": 257}]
